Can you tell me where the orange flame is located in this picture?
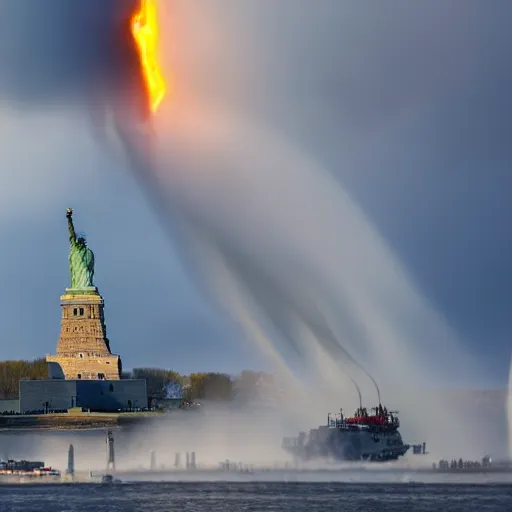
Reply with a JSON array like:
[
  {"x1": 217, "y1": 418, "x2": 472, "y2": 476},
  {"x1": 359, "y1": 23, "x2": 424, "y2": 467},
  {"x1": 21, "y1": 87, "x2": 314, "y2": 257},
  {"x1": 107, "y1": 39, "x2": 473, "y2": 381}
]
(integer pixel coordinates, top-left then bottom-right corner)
[{"x1": 131, "y1": 0, "x2": 166, "y2": 113}]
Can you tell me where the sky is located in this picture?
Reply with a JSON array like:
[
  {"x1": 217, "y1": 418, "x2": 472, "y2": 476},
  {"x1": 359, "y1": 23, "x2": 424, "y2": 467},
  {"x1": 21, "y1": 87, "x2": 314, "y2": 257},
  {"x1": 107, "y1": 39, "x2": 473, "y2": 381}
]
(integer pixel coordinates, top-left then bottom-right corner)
[{"x1": 0, "y1": 1, "x2": 511, "y2": 384}]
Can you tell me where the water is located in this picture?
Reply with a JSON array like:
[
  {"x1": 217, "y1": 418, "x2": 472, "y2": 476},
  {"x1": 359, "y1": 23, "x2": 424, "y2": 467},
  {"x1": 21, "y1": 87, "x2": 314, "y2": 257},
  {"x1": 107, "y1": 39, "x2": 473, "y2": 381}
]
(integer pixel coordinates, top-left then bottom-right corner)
[{"x1": 1, "y1": 482, "x2": 511, "y2": 512}]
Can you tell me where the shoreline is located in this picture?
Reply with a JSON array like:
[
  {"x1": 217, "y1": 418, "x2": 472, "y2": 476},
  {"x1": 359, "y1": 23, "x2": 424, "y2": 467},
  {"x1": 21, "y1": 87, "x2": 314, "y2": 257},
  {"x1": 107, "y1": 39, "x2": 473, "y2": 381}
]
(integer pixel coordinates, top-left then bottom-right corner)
[
  {"x1": 0, "y1": 411, "x2": 163, "y2": 431},
  {"x1": 3, "y1": 467, "x2": 512, "y2": 485}
]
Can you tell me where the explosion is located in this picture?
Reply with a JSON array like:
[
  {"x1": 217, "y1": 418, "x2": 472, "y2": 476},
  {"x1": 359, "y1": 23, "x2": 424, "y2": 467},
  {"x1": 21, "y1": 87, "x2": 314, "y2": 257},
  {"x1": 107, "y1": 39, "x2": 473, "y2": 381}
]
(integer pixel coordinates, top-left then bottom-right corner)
[{"x1": 131, "y1": 0, "x2": 166, "y2": 113}]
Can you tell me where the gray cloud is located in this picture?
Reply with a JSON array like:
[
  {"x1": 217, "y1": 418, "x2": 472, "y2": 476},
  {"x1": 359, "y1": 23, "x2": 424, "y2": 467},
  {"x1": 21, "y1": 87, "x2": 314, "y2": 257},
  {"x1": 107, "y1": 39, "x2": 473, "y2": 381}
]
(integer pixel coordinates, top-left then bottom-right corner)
[{"x1": 0, "y1": 0, "x2": 148, "y2": 121}]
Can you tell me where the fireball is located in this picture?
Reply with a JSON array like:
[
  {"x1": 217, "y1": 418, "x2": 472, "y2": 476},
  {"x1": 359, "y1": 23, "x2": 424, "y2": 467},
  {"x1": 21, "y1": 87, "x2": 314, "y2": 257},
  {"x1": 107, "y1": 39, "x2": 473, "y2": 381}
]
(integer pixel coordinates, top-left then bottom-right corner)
[{"x1": 131, "y1": 0, "x2": 166, "y2": 113}]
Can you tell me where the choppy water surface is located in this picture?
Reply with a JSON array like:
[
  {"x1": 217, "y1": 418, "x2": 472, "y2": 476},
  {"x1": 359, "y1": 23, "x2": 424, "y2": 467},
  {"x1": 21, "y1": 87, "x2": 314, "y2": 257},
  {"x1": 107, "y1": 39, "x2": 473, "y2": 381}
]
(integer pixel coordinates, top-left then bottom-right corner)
[{"x1": 1, "y1": 482, "x2": 512, "y2": 512}]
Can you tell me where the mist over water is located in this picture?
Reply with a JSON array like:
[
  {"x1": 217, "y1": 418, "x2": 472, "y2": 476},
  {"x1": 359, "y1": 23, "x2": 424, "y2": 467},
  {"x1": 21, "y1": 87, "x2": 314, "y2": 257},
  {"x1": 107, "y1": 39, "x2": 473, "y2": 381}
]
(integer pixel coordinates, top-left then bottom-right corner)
[
  {"x1": 0, "y1": 0, "x2": 509, "y2": 464},
  {"x1": 0, "y1": 408, "x2": 292, "y2": 471}
]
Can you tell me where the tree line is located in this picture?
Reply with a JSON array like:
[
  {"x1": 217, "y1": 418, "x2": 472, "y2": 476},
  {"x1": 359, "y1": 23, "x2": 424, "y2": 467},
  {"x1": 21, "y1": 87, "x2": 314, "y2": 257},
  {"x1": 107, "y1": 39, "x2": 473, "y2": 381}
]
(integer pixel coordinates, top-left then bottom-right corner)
[
  {"x1": 0, "y1": 361, "x2": 277, "y2": 404},
  {"x1": 123, "y1": 368, "x2": 280, "y2": 402},
  {"x1": 127, "y1": 368, "x2": 239, "y2": 401},
  {"x1": 0, "y1": 359, "x2": 48, "y2": 399}
]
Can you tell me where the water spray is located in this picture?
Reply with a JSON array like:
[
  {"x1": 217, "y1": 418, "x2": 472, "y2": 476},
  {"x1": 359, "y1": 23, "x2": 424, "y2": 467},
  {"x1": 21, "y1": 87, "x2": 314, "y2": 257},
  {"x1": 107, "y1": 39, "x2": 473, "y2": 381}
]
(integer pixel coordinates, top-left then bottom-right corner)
[{"x1": 348, "y1": 376, "x2": 363, "y2": 410}]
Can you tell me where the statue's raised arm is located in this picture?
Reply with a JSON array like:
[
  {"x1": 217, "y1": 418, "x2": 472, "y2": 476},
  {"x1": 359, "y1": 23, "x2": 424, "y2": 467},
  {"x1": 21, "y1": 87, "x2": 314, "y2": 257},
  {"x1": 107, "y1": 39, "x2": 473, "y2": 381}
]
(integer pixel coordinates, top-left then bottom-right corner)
[
  {"x1": 67, "y1": 208, "x2": 77, "y2": 246},
  {"x1": 66, "y1": 208, "x2": 96, "y2": 290}
]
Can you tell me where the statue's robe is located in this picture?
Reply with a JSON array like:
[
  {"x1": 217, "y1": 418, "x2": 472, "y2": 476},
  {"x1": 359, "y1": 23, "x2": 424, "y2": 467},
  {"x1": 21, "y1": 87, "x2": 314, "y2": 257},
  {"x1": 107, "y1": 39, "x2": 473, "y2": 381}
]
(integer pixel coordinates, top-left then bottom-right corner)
[{"x1": 69, "y1": 241, "x2": 95, "y2": 289}]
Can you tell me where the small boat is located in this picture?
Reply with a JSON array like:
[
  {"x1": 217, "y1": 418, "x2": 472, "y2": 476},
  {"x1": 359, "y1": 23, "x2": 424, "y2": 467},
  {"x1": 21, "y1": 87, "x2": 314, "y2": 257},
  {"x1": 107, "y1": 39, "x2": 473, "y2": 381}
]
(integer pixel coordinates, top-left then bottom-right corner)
[{"x1": 101, "y1": 474, "x2": 122, "y2": 484}]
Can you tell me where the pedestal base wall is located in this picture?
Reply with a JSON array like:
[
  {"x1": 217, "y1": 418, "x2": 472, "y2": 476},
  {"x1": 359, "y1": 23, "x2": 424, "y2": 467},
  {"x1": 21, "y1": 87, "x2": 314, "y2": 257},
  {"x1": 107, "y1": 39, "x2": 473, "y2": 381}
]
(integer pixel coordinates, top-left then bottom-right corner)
[
  {"x1": 19, "y1": 379, "x2": 148, "y2": 413},
  {"x1": 46, "y1": 289, "x2": 121, "y2": 380}
]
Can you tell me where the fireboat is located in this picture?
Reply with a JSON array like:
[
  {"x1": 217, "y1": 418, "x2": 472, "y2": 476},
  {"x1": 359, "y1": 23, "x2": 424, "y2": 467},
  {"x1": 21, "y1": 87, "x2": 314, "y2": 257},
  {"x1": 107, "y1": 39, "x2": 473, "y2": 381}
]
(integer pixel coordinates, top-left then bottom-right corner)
[{"x1": 282, "y1": 404, "x2": 410, "y2": 462}]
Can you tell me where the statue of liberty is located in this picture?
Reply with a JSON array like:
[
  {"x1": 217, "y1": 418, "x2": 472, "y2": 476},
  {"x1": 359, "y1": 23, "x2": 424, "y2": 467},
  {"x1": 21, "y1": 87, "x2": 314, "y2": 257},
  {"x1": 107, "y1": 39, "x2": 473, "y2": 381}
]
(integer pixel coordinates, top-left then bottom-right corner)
[{"x1": 66, "y1": 208, "x2": 95, "y2": 289}]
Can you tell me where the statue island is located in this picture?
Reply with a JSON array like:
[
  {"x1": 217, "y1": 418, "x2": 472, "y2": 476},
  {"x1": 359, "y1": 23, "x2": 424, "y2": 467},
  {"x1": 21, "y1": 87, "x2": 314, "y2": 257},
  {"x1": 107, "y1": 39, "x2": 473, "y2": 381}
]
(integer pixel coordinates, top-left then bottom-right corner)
[{"x1": 46, "y1": 209, "x2": 121, "y2": 380}]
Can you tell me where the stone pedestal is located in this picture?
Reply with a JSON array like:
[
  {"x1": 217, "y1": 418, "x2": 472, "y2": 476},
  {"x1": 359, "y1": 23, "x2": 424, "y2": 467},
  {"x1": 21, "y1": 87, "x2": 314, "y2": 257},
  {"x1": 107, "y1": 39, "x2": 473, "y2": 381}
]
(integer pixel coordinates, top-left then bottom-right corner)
[{"x1": 46, "y1": 287, "x2": 121, "y2": 380}]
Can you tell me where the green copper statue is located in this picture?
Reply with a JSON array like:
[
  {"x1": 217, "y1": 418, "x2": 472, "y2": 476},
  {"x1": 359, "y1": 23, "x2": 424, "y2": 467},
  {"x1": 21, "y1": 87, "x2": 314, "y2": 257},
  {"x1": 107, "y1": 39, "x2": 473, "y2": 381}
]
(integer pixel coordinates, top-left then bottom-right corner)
[{"x1": 66, "y1": 208, "x2": 95, "y2": 289}]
